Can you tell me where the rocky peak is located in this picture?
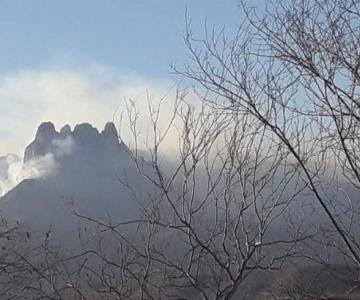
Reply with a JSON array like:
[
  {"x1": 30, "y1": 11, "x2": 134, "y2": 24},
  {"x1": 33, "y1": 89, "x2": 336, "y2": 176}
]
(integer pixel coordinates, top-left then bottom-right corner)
[
  {"x1": 35, "y1": 122, "x2": 58, "y2": 141},
  {"x1": 73, "y1": 123, "x2": 100, "y2": 143},
  {"x1": 24, "y1": 122, "x2": 124, "y2": 162},
  {"x1": 101, "y1": 122, "x2": 118, "y2": 144},
  {"x1": 24, "y1": 122, "x2": 58, "y2": 162},
  {"x1": 59, "y1": 124, "x2": 71, "y2": 137}
]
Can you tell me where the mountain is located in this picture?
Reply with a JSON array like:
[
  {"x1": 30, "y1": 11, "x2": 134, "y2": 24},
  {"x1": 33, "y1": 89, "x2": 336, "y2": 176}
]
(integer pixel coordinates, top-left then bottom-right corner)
[{"x1": 0, "y1": 122, "x2": 152, "y2": 237}]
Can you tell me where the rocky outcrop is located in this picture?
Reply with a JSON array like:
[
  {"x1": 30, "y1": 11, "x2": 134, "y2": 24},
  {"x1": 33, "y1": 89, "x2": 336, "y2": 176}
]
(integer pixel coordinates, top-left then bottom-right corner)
[
  {"x1": 59, "y1": 124, "x2": 71, "y2": 137},
  {"x1": 101, "y1": 122, "x2": 118, "y2": 143},
  {"x1": 24, "y1": 122, "x2": 59, "y2": 162},
  {"x1": 24, "y1": 121, "x2": 124, "y2": 162}
]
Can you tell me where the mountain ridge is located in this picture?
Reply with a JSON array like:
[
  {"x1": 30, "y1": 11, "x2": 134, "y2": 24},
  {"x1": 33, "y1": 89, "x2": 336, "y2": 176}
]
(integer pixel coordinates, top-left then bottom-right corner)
[{"x1": 24, "y1": 121, "x2": 128, "y2": 162}]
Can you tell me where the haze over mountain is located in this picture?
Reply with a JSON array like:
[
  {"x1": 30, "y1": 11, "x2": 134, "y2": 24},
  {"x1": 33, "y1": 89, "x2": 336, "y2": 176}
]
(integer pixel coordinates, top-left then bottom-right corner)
[{"x1": 0, "y1": 122, "x2": 151, "y2": 234}]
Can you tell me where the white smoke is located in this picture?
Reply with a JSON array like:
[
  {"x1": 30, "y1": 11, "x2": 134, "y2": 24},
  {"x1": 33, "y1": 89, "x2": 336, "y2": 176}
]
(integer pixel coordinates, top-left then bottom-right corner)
[
  {"x1": 52, "y1": 135, "x2": 74, "y2": 157},
  {"x1": 0, "y1": 137, "x2": 73, "y2": 197}
]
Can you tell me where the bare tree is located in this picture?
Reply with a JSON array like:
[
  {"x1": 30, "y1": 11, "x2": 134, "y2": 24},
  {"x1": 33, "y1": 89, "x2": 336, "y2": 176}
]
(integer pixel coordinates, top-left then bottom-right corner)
[
  {"x1": 0, "y1": 221, "x2": 91, "y2": 300},
  {"x1": 173, "y1": 0, "x2": 360, "y2": 297},
  {"x1": 68, "y1": 93, "x2": 315, "y2": 299}
]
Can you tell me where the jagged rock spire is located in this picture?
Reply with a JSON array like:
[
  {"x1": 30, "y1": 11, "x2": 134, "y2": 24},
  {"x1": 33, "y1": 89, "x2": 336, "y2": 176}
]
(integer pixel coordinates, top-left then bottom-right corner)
[
  {"x1": 35, "y1": 122, "x2": 57, "y2": 140},
  {"x1": 24, "y1": 122, "x2": 59, "y2": 162},
  {"x1": 101, "y1": 122, "x2": 118, "y2": 144},
  {"x1": 24, "y1": 121, "x2": 124, "y2": 162},
  {"x1": 59, "y1": 124, "x2": 71, "y2": 137}
]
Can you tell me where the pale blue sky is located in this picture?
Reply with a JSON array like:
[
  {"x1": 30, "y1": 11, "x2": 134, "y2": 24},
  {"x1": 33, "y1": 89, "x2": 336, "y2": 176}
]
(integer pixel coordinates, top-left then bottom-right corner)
[
  {"x1": 0, "y1": 0, "x2": 242, "y2": 76},
  {"x1": 0, "y1": 0, "x2": 253, "y2": 154}
]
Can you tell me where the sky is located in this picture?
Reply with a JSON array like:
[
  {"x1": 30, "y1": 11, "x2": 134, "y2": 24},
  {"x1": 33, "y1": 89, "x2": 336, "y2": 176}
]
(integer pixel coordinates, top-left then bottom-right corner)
[{"x1": 0, "y1": 0, "x2": 244, "y2": 155}]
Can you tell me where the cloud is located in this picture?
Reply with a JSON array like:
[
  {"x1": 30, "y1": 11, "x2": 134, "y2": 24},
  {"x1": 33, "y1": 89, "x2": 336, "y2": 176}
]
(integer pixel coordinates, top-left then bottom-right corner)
[{"x1": 0, "y1": 63, "x2": 178, "y2": 155}]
